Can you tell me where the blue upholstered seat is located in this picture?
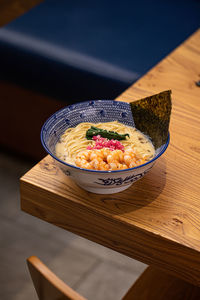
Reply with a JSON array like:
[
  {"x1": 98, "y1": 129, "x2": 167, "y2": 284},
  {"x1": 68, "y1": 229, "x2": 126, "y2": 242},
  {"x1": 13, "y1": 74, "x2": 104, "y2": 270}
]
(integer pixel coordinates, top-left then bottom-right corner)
[{"x1": 0, "y1": 0, "x2": 199, "y2": 102}]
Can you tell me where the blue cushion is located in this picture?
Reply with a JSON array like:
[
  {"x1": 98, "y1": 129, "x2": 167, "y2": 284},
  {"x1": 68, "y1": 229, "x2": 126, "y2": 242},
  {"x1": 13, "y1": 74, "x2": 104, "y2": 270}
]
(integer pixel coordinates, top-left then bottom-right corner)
[{"x1": 0, "y1": 0, "x2": 199, "y2": 101}]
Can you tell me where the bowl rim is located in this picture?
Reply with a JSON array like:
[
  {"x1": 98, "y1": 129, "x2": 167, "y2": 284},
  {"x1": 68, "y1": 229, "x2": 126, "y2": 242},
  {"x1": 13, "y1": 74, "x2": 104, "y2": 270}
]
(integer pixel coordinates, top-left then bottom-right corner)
[{"x1": 41, "y1": 100, "x2": 170, "y2": 174}]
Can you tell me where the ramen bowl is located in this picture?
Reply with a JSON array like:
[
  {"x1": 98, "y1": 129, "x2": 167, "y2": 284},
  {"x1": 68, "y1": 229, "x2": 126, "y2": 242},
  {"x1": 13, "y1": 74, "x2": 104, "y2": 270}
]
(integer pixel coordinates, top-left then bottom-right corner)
[{"x1": 41, "y1": 100, "x2": 169, "y2": 194}]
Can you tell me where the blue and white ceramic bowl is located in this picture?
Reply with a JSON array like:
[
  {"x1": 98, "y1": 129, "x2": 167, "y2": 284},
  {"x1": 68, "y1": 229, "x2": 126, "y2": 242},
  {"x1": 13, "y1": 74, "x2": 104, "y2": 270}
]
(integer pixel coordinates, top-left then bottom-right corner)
[{"x1": 41, "y1": 100, "x2": 169, "y2": 194}]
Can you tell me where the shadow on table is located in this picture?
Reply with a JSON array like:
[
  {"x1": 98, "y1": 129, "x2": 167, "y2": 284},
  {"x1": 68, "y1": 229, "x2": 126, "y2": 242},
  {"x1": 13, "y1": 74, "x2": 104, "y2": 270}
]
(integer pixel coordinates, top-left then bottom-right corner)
[
  {"x1": 51, "y1": 154, "x2": 167, "y2": 215},
  {"x1": 95, "y1": 157, "x2": 167, "y2": 214}
]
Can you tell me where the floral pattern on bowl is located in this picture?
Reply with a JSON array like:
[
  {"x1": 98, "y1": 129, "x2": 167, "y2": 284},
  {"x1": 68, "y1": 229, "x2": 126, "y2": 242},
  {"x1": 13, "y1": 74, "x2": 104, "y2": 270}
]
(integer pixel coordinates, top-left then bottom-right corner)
[{"x1": 41, "y1": 100, "x2": 169, "y2": 194}]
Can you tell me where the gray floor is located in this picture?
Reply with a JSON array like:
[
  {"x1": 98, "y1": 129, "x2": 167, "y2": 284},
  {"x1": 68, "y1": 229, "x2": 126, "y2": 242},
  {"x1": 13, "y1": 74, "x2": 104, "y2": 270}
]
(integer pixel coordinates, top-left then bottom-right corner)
[{"x1": 0, "y1": 151, "x2": 147, "y2": 300}]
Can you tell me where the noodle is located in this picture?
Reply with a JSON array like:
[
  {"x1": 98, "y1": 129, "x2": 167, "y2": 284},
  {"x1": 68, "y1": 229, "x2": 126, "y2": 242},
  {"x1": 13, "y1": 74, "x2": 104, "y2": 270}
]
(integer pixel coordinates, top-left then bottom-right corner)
[{"x1": 55, "y1": 121, "x2": 155, "y2": 166}]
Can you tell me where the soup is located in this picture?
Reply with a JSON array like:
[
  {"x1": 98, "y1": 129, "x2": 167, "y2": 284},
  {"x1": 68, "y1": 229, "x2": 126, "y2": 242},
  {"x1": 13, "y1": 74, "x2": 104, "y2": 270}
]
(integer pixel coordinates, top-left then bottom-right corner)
[{"x1": 55, "y1": 121, "x2": 155, "y2": 171}]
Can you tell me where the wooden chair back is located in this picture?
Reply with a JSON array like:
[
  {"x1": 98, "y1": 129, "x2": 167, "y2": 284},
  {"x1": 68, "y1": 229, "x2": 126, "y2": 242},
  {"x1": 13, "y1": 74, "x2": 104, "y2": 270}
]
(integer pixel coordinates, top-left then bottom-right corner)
[
  {"x1": 27, "y1": 256, "x2": 200, "y2": 300},
  {"x1": 27, "y1": 256, "x2": 87, "y2": 300}
]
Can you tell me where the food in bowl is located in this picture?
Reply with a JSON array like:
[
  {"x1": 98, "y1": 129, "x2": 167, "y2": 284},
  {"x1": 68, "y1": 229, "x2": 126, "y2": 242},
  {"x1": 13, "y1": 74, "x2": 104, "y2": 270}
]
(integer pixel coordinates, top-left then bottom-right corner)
[
  {"x1": 55, "y1": 121, "x2": 155, "y2": 171},
  {"x1": 41, "y1": 91, "x2": 171, "y2": 194}
]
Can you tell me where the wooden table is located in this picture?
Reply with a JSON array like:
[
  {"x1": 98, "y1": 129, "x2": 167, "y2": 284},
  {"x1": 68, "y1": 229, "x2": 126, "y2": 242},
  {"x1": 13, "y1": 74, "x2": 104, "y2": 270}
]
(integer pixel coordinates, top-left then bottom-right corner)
[{"x1": 20, "y1": 29, "x2": 200, "y2": 298}]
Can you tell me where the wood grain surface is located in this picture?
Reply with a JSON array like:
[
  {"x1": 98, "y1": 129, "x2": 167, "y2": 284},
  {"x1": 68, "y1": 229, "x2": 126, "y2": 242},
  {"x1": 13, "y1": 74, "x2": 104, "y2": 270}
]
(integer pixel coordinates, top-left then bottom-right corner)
[
  {"x1": 21, "y1": 29, "x2": 200, "y2": 286},
  {"x1": 27, "y1": 256, "x2": 87, "y2": 300},
  {"x1": 122, "y1": 266, "x2": 200, "y2": 300}
]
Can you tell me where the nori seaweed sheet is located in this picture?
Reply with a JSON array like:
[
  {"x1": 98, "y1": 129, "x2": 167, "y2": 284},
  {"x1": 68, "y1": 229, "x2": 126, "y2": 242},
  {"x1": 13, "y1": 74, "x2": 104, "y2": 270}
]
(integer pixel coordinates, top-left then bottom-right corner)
[{"x1": 130, "y1": 90, "x2": 172, "y2": 149}]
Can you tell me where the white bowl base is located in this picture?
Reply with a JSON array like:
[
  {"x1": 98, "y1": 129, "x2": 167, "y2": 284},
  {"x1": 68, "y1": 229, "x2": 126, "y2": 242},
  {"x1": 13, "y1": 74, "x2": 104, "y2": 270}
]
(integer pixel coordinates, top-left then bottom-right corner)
[{"x1": 76, "y1": 183, "x2": 132, "y2": 194}]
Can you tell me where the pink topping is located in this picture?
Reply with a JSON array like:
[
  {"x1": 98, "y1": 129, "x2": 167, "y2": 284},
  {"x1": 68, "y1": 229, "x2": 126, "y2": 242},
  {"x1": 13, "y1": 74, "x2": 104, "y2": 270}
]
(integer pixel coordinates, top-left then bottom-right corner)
[{"x1": 87, "y1": 135, "x2": 124, "y2": 151}]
